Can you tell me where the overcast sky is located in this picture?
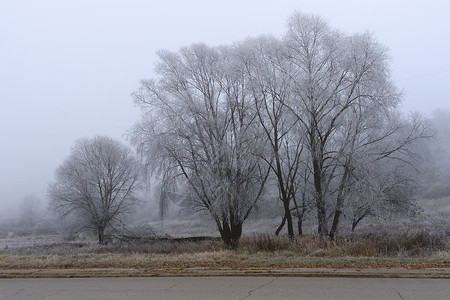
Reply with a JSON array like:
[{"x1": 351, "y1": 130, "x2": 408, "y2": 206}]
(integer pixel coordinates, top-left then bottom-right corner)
[{"x1": 1, "y1": 0, "x2": 449, "y2": 215}]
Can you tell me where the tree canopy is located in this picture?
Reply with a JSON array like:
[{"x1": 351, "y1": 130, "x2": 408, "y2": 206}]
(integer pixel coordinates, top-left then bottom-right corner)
[{"x1": 48, "y1": 136, "x2": 140, "y2": 244}]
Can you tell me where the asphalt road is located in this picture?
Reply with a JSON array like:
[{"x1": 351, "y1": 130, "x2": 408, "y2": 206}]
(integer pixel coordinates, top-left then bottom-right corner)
[{"x1": 1, "y1": 277, "x2": 449, "y2": 300}]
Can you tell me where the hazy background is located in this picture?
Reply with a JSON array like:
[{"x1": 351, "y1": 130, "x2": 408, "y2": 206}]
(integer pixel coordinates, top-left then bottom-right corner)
[{"x1": 1, "y1": 0, "x2": 449, "y2": 216}]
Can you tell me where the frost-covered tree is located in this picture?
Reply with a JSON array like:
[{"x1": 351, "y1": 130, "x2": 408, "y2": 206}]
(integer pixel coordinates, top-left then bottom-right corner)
[
  {"x1": 345, "y1": 156, "x2": 420, "y2": 234},
  {"x1": 282, "y1": 12, "x2": 428, "y2": 238},
  {"x1": 237, "y1": 36, "x2": 310, "y2": 238},
  {"x1": 48, "y1": 136, "x2": 140, "y2": 244},
  {"x1": 132, "y1": 12, "x2": 429, "y2": 242},
  {"x1": 18, "y1": 194, "x2": 44, "y2": 228},
  {"x1": 132, "y1": 44, "x2": 269, "y2": 249},
  {"x1": 420, "y1": 109, "x2": 450, "y2": 199}
]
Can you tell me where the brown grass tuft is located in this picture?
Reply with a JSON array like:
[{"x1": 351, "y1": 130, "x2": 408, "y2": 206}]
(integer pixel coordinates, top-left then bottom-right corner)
[{"x1": 238, "y1": 232, "x2": 449, "y2": 257}]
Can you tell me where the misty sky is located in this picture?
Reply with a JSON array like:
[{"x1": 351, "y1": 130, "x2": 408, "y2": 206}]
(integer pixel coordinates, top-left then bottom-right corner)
[{"x1": 1, "y1": 0, "x2": 449, "y2": 215}]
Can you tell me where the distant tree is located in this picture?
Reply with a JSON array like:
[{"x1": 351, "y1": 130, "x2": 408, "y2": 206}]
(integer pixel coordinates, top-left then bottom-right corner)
[
  {"x1": 345, "y1": 147, "x2": 421, "y2": 234},
  {"x1": 421, "y1": 109, "x2": 450, "y2": 198},
  {"x1": 48, "y1": 136, "x2": 140, "y2": 244},
  {"x1": 18, "y1": 194, "x2": 43, "y2": 228}
]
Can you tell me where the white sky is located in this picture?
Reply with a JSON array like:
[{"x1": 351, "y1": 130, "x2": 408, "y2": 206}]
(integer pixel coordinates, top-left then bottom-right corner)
[{"x1": 0, "y1": 0, "x2": 449, "y2": 214}]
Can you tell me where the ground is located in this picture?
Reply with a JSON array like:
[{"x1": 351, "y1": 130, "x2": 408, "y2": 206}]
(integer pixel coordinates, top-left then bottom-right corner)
[{"x1": 0, "y1": 198, "x2": 448, "y2": 278}]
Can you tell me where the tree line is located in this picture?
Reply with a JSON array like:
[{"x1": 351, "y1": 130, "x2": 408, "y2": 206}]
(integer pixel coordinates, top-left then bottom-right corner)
[{"x1": 49, "y1": 13, "x2": 430, "y2": 248}]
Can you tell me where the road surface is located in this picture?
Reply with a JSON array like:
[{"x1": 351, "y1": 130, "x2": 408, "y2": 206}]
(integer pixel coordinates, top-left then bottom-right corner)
[{"x1": 1, "y1": 277, "x2": 449, "y2": 299}]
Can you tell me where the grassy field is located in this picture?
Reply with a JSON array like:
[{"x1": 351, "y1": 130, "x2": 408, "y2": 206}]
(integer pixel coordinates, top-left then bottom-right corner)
[
  {"x1": 0, "y1": 234, "x2": 448, "y2": 272},
  {"x1": 0, "y1": 198, "x2": 448, "y2": 274},
  {"x1": 1, "y1": 251, "x2": 448, "y2": 271}
]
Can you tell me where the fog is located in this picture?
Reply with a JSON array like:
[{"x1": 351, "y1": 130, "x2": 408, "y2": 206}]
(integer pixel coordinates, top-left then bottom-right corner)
[{"x1": 1, "y1": 0, "x2": 449, "y2": 218}]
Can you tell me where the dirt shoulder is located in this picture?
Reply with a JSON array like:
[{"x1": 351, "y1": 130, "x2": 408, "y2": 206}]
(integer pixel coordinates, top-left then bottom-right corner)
[
  {"x1": 1, "y1": 267, "x2": 449, "y2": 279},
  {"x1": 1, "y1": 252, "x2": 449, "y2": 278}
]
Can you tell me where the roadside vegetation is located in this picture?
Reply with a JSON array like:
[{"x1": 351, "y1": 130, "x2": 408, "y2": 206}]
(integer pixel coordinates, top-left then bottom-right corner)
[
  {"x1": 0, "y1": 232, "x2": 448, "y2": 271},
  {"x1": 4, "y1": 232, "x2": 448, "y2": 257}
]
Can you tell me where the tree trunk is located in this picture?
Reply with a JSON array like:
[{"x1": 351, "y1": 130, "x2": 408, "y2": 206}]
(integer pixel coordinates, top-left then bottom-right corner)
[
  {"x1": 275, "y1": 214, "x2": 287, "y2": 236},
  {"x1": 293, "y1": 195, "x2": 307, "y2": 237},
  {"x1": 273, "y1": 150, "x2": 294, "y2": 239},
  {"x1": 283, "y1": 200, "x2": 294, "y2": 239},
  {"x1": 351, "y1": 220, "x2": 358, "y2": 236},
  {"x1": 329, "y1": 209, "x2": 341, "y2": 240},
  {"x1": 297, "y1": 216, "x2": 303, "y2": 236},
  {"x1": 329, "y1": 166, "x2": 349, "y2": 240},
  {"x1": 218, "y1": 220, "x2": 243, "y2": 250},
  {"x1": 229, "y1": 222, "x2": 242, "y2": 249},
  {"x1": 351, "y1": 211, "x2": 368, "y2": 236},
  {"x1": 312, "y1": 158, "x2": 328, "y2": 237},
  {"x1": 98, "y1": 227, "x2": 106, "y2": 245}
]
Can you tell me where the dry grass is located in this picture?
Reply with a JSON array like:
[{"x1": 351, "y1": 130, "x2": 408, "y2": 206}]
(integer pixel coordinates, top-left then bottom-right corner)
[
  {"x1": 3, "y1": 231, "x2": 448, "y2": 257},
  {"x1": 0, "y1": 232, "x2": 448, "y2": 270},
  {"x1": 2, "y1": 238, "x2": 226, "y2": 256},
  {"x1": 0, "y1": 250, "x2": 448, "y2": 271},
  {"x1": 240, "y1": 232, "x2": 449, "y2": 257}
]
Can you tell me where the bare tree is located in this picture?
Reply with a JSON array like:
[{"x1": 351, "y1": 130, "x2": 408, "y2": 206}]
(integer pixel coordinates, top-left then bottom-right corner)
[
  {"x1": 131, "y1": 12, "x2": 429, "y2": 242},
  {"x1": 48, "y1": 136, "x2": 140, "y2": 244},
  {"x1": 238, "y1": 36, "x2": 309, "y2": 238},
  {"x1": 18, "y1": 194, "x2": 43, "y2": 228},
  {"x1": 346, "y1": 157, "x2": 419, "y2": 235},
  {"x1": 132, "y1": 44, "x2": 269, "y2": 249},
  {"x1": 283, "y1": 12, "x2": 429, "y2": 238},
  {"x1": 420, "y1": 109, "x2": 450, "y2": 199}
]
